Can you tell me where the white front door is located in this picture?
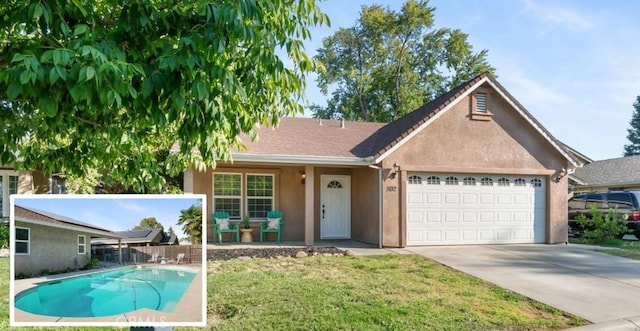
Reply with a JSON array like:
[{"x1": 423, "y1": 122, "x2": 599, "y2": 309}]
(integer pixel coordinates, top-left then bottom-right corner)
[{"x1": 320, "y1": 175, "x2": 351, "y2": 239}]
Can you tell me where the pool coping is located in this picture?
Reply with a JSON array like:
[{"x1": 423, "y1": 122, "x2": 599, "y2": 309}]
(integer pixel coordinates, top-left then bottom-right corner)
[{"x1": 12, "y1": 263, "x2": 205, "y2": 326}]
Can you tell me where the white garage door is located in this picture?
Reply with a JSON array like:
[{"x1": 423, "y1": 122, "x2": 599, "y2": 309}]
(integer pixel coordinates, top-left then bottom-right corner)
[{"x1": 406, "y1": 174, "x2": 546, "y2": 245}]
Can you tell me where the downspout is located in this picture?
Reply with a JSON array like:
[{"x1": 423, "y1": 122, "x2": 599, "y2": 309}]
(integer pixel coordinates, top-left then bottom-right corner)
[{"x1": 378, "y1": 166, "x2": 383, "y2": 249}]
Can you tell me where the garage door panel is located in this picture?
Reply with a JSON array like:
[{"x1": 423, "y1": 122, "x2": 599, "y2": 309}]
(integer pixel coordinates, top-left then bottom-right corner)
[
  {"x1": 427, "y1": 194, "x2": 441, "y2": 204},
  {"x1": 462, "y1": 194, "x2": 477, "y2": 205},
  {"x1": 408, "y1": 193, "x2": 423, "y2": 204},
  {"x1": 462, "y1": 212, "x2": 476, "y2": 223},
  {"x1": 426, "y1": 212, "x2": 441, "y2": 223},
  {"x1": 479, "y1": 194, "x2": 494, "y2": 205},
  {"x1": 444, "y1": 194, "x2": 459, "y2": 204},
  {"x1": 462, "y1": 230, "x2": 477, "y2": 241},
  {"x1": 496, "y1": 194, "x2": 511, "y2": 205},
  {"x1": 406, "y1": 174, "x2": 546, "y2": 246},
  {"x1": 479, "y1": 212, "x2": 494, "y2": 222},
  {"x1": 407, "y1": 211, "x2": 423, "y2": 224}
]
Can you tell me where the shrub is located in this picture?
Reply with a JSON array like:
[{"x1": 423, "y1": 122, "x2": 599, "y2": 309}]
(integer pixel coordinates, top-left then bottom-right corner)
[
  {"x1": 576, "y1": 205, "x2": 630, "y2": 242},
  {"x1": 0, "y1": 224, "x2": 8, "y2": 249},
  {"x1": 82, "y1": 257, "x2": 100, "y2": 270}
]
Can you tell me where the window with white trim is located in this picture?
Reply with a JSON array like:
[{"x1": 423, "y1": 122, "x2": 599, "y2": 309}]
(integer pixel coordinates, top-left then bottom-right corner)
[
  {"x1": 445, "y1": 176, "x2": 458, "y2": 185},
  {"x1": 213, "y1": 173, "x2": 242, "y2": 219},
  {"x1": 0, "y1": 171, "x2": 18, "y2": 218},
  {"x1": 463, "y1": 177, "x2": 476, "y2": 186},
  {"x1": 15, "y1": 227, "x2": 30, "y2": 255},
  {"x1": 480, "y1": 177, "x2": 493, "y2": 186},
  {"x1": 514, "y1": 178, "x2": 526, "y2": 187},
  {"x1": 78, "y1": 235, "x2": 86, "y2": 254},
  {"x1": 497, "y1": 178, "x2": 510, "y2": 186},
  {"x1": 246, "y1": 174, "x2": 274, "y2": 218},
  {"x1": 426, "y1": 176, "x2": 440, "y2": 185},
  {"x1": 408, "y1": 175, "x2": 422, "y2": 184},
  {"x1": 531, "y1": 178, "x2": 542, "y2": 187}
]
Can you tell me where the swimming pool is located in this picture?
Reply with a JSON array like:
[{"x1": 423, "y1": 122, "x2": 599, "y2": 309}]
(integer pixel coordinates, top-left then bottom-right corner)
[{"x1": 14, "y1": 266, "x2": 197, "y2": 317}]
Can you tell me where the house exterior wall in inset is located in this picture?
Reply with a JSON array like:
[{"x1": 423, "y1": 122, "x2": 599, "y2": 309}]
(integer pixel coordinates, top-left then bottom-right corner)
[{"x1": 14, "y1": 221, "x2": 91, "y2": 276}]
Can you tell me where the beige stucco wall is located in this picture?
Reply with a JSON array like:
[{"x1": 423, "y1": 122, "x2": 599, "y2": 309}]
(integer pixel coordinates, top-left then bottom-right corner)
[
  {"x1": 380, "y1": 84, "x2": 570, "y2": 247},
  {"x1": 351, "y1": 167, "x2": 380, "y2": 244},
  {"x1": 14, "y1": 221, "x2": 92, "y2": 276}
]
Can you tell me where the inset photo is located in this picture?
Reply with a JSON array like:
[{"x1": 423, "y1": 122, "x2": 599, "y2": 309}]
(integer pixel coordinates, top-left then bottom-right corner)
[{"x1": 9, "y1": 195, "x2": 206, "y2": 328}]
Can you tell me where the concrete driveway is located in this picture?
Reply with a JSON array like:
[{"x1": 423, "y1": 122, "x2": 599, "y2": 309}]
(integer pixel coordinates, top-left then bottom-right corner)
[{"x1": 406, "y1": 244, "x2": 640, "y2": 324}]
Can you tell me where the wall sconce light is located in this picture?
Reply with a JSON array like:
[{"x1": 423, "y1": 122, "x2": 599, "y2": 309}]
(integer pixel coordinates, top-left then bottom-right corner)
[
  {"x1": 301, "y1": 172, "x2": 306, "y2": 184},
  {"x1": 389, "y1": 162, "x2": 400, "y2": 179},
  {"x1": 552, "y1": 167, "x2": 567, "y2": 183}
]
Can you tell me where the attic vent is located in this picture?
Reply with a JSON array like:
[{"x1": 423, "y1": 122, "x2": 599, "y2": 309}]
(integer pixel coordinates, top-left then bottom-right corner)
[{"x1": 476, "y1": 92, "x2": 487, "y2": 113}]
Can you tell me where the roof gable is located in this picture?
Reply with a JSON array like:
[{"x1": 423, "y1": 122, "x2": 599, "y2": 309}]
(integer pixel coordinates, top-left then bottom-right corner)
[{"x1": 362, "y1": 73, "x2": 580, "y2": 167}]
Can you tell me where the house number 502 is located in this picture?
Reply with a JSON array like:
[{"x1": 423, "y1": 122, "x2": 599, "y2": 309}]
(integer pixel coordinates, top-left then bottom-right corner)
[{"x1": 386, "y1": 186, "x2": 397, "y2": 192}]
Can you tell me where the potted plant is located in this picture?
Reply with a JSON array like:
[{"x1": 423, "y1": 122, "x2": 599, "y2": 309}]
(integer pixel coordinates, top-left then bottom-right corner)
[
  {"x1": 242, "y1": 214, "x2": 251, "y2": 229},
  {"x1": 240, "y1": 214, "x2": 253, "y2": 243}
]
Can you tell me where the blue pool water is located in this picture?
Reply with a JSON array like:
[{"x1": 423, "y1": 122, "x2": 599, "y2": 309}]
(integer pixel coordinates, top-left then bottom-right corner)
[{"x1": 15, "y1": 267, "x2": 197, "y2": 317}]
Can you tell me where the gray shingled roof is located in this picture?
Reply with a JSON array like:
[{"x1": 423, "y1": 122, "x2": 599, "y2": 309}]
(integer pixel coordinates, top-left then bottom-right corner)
[
  {"x1": 15, "y1": 205, "x2": 119, "y2": 238},
  {"x1": 572, "y1": 155, "x2": 640, "y2": 186},
  {"x1": 172, "y1": 72, "x2": 577, "y2": 166}
]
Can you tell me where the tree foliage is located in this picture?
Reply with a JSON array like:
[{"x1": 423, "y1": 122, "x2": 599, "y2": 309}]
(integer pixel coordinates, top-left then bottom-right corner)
[
  {"x1": 313, "y1": 0, "x2": 494, "y2": 122},
  {"x1": 132, "y1": 217, "x2": 163, "y2": 231},
  {"x1": 0, "y1": 0, "x2": 328, "y2": 190},
  {"x1": 623, "y1": 96, "x2": 640, "y2": 156},
  {"x1": 177, "y1": 203, "x2": 202, "y2": 244}
]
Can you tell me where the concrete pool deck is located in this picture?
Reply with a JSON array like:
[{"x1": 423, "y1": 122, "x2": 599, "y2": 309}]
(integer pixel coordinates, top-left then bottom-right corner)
[{"x1": 12, "y1": 263, "x2": 204, "y2": 325}]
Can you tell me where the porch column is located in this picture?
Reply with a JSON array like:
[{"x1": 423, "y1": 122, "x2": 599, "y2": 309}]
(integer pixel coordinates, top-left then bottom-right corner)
[
  {"x1": 304, "y1": 165, "x2": 315, "y2": 246},
  {"x1": 118, "y1": 239, "x2": 122, "y2": 264},
  {"x1": 183, "y1": 168, "x2": 194, "y2": 193}
]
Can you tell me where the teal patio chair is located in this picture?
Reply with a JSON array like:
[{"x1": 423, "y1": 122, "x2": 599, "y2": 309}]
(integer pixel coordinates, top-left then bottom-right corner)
[
  {"x1": 212, "y1": 211, "x2": 239, "y2": 243},
  {"x1": 260, "y1": 210, "x2": 283, "y2": 243}
]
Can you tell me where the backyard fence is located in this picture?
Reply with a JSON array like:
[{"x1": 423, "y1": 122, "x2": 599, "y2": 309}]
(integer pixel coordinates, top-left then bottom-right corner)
[{"x1": 92, "y1": 245, "x2": 202, "y2": 264}]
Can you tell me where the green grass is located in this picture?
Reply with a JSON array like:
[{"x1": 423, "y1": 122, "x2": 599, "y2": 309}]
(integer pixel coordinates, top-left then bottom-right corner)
[
  {"x1": 571, "y1": 237, "x2": 640, "y2": 260},
  {"x1": 1, "y1": 255, "x2": 587, "y2": 330}
]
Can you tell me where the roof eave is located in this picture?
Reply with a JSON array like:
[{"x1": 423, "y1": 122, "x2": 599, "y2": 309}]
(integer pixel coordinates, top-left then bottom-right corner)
[
  {"x1": 484, "y1": 79, "x2": 581, "y2": 168},
  {"x1": 15, "y1": 217, "x2": 122, "y2": 239},
  {"x1": 230, "y1": 153, "x2": 375, "y2": 166},
  {"x1": 374, "y1": 77, "x2": 489, "y2": 163}
]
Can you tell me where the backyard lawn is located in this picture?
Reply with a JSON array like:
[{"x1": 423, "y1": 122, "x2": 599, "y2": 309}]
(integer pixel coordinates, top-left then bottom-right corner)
[{"x1": 1, "y1": 255, "x2": 586, "y2": 330}]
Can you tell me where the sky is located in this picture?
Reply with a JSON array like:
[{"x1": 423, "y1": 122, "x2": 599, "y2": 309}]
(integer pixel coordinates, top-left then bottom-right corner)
[
  {"x1": 300, "y1": 0, "x2": 640, "y2": 161},
  {"x1": 13, "y1": 195, "x2": 205, "y2": 238}
]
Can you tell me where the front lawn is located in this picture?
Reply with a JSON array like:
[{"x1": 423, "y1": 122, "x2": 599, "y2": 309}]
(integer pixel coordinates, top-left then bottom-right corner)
[
  {"x1": 206, "y1": 254, "x2": 585, "y2": 330},
  {"x1": 1, "y1": 255, "x2": 586, "y2": 330},
  {"x1": 570, "y1": 238, "x2": 640, "y2": 260}
]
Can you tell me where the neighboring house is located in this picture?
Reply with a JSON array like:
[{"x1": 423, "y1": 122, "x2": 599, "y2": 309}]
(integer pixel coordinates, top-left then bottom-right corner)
[
  {"x1": 184, "y1": 73, "x2": 580, "y2": 247},
  {"x1": 570, "y1": 155, "x2": 640, "y2": 193},
  {"x1": 0, "y1": 167, "x2": 50, "y2": 222},
  {"x1": 14, "y1": 205, "x2": 121, "y2": 276},
  {"x1": 93, "y1": 228, "x2": 179, "y2": 248}
]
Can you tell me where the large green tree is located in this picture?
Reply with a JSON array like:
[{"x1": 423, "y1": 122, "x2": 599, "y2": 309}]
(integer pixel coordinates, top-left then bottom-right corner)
[
  {"x1": 623, "y1": 96, "x2": 640, "y2": 156},
  {"x1": 0, "y1": 0, "x2": 328, "y2": 191},
  {"x1": 313, "y1": 0, "x2": 494, "y2": 122},
  {"x1": 177, "y1": 203, "x2": 202, "y2": 244},
  {"x1": 132, "y1": 217, "x2": 163, "y2": 231}
]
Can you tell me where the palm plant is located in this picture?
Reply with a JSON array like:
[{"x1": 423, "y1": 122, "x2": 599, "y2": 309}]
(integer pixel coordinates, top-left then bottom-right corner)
[{"x1": 177, "y1": 204, "x2": 202, "y2": 244}]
